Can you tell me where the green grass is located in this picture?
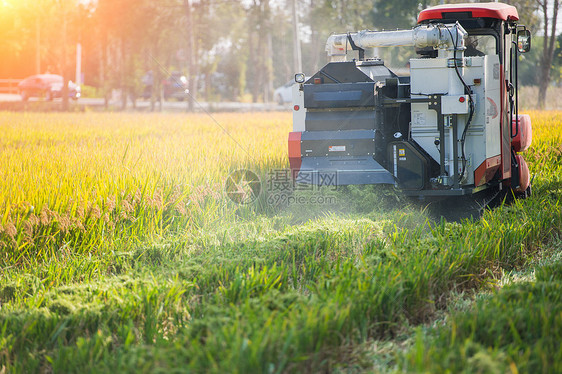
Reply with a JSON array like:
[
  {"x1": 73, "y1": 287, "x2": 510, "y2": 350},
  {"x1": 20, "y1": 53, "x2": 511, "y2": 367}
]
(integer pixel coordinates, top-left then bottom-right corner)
[
  {"x1": 0, "y1": 111, "x2": 561, "y2": 373},
  {"x1": 2, "y1": 190, "x2": 561, "y2": 372},
  {"x1": 400, "y1": 249, "x2": 562, "y2": 374}
]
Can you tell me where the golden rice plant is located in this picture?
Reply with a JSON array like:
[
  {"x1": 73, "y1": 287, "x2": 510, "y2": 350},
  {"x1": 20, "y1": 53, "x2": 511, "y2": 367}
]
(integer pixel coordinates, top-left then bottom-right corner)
[
  {"x1": 524, "y1": 110, "x2": 562, "y2": 177},
  {"x1": 0, "y1": 111, "x2": 291, "y2": 266},
  {"x1": 0, "y1": 110, "x2": 560, "y2": 268}
]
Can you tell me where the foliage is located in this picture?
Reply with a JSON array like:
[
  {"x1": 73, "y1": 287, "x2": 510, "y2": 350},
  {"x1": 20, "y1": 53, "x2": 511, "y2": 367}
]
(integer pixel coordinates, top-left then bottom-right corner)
[
  {"x1": 371, "y1": 0, "x2": 434, "y2": 30},
  {"x1": 2, "y1": 0, "x2": 553, "y2": 105}
]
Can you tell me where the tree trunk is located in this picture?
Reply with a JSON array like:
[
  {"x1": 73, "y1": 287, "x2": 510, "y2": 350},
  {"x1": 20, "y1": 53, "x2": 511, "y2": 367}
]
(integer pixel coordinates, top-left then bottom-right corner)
[
  {"x1": 310, "y1": 0, "x2": 321, "y2": 73},
  {"x1": 205, "y1": 73, "x2": 211, "y2": 101},
  {"x1": 150, "y1": 51, "x2": 156, "y2": 112},
  {"x1": 150, "y1": 43, "x2": 162, "y2": 112},
  {"x1": 100, "y1": 44, "x2": 106, "y2": 109},
  {"x1": 262, "y1": 0, "x2": 273, "y2": 103},
  {"x1": 185, "y1": 0, "x2": 195, "y2": 112},
  {"x1": 254, "y1": 0, "x2": 273, "y2": 103},
  {"x1": 120, "y1": 39, "x2": 127, "y2": 110},
  {"x1": 291, "y1": 0, "x2": 302, "y2": 74},
  {"x1": 265, "y1": 30, "x2": 273, "y2": 103},
  {"x1": 249, "y1": 4, "x2": 258, "y2": 103},
  {"x1": 103, "y1": 42, "x2": 109, "y2": 110},
  {"x1": 537, "y1": 0, "x2": 560, "y2": 109},
  {"x1": 257, "y1": 24, "x2": 264, "y2": 102},
  {"x1": 61, "y1": 15, "x2": 69, "y2": 111},
  {"x1": 238, "y1": 53, "x2": 247, "y2": 101}
]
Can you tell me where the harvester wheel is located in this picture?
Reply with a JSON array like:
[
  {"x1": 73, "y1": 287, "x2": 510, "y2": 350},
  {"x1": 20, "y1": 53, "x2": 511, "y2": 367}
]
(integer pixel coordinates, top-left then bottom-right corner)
[{"x1": 515, "y1": 183, "x2": 532, "y2": 199}]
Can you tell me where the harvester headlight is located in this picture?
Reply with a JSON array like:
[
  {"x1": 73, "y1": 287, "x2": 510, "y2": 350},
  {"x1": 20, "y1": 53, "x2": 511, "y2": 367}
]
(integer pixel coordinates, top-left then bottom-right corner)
[{"x1": 294, "y1": 73, "x2": 306, "y2": 84}]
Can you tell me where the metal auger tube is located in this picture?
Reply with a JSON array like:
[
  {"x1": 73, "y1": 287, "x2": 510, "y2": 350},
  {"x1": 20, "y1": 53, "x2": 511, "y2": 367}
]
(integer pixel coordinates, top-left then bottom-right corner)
[{"x1": 325, "y1": 23, "x2": 467, "y2": 60}]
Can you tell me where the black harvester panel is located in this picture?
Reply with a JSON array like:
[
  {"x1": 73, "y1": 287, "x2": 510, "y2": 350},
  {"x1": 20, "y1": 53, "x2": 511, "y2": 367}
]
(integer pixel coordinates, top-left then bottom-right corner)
[
  {"x1": 303, "y1": 61, "x2": 396, "y2": 131},
  {"x1": 305, "y1": 109, "x2": 377, "y2": 131},
  {"x1": 301, "y1": 130, "x2": 377, "y2": 157},
  {"x1": 387, "y1": 141, "x2": 429, "y2": 190},
  {"x1": 304, "y1": 82, "x2": 376, "y2": 109},
  {"x1": 297, "y1": 156, "x2": 396, "y2": 185},
  {"x1": 305, "y1": 61, "x2": 392, "y2": 84},
  {"x1": 296, "y1": 61, "x2": 396, "y2": 186},
  {"x1": 297, "y1": 130, "x2": 395, "y2": 185}
]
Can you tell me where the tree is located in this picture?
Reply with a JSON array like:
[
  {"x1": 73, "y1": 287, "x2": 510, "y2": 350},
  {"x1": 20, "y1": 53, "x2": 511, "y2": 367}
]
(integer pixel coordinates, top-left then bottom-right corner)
[
  {"x1": 91, "y1": 0, "x2": 182, "y2": 110},
  {"x1": 246, "y1": 0, "x2": 274, "y2": 102},
  {"x1": 306, "y1": 0, "x2": 385, "y2": 73},
  {"x1": 54, "y1": 0, "x2": 74, "y2": 111},
  {"x1": 371, "y1": 0, "x2": 434, "y2": 30},
  {"x1": 0, "y1": 1, "x2": 29, "y2": 77},
  {"x1": 31, "y1": 0, "x2": 82, "y2": 110}
]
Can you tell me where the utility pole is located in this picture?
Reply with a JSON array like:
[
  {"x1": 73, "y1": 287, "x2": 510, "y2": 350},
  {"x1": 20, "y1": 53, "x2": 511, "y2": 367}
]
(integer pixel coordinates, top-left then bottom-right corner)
[
  {"x1": 36, "y1": 17, "x2": 41, "y2": 74},
  {"x1": 61, "y1": 14, "x2": 69, "y2": 111},
  {"x1": 184, "y1": 0, "x2": 195, "y2": 112},
  {"x1": 291, "y1": 0, "x2": 302, "y2": 74},
  {"x1": 76, "y1": 43, "x2": 82, "y2": 86}
]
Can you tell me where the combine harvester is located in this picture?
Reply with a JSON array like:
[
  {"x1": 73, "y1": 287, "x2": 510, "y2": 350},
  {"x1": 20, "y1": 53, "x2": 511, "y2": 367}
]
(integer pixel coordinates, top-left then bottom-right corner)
[{"x1": 289, "y1": 2, "x2": 533, "y2": 215}]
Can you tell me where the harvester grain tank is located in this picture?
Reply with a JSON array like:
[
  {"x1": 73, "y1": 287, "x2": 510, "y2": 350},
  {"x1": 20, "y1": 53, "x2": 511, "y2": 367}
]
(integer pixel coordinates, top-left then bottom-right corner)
[{"x1": 289, "y1": 2, "x2": 533, "y2": 203}]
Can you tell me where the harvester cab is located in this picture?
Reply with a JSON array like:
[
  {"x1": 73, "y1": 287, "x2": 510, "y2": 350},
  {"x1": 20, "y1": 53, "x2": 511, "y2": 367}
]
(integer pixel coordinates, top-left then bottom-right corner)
[{"x1": 289, "y1": 2, "x2": 532, "y2": 203}]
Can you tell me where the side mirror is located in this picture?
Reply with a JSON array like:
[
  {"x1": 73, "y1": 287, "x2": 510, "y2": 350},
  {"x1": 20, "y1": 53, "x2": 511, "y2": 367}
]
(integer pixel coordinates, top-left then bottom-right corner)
[{"x1": 517, "y1": 29, "x2": 531, "y2": 53}]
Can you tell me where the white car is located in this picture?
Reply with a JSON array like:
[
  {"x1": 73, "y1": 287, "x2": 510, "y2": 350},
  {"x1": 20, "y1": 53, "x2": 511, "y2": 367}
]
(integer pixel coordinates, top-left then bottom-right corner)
[{"x1": 274, "y1": 80, "x2": 295, "y2": 105}]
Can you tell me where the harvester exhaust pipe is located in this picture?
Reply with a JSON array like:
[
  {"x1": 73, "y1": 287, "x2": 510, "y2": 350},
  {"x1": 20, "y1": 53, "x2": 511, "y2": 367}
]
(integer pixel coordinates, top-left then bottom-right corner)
[{"x1": 325, "y1": 23, "x2": 467, "y2": 60}]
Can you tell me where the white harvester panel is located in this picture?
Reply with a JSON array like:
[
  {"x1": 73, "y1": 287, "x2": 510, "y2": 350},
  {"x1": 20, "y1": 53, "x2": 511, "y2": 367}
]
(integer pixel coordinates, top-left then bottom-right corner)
[
  {"x1": 483, "y1": 55, "x2": 502, "y2": 169},
  {"x1": 292, "y1": 83, "x2": 305, "y2": 132},
  {"x1": 410, "y1": 54, "x2": 501, "y2": 186},
  {"x1": 441, "y1": 95, "x2": 469, "y2": 114}
]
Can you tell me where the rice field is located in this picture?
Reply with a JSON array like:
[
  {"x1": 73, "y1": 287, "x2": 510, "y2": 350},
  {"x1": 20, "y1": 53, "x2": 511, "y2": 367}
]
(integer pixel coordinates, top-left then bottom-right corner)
[
  {"x1": 0, "y1": 112, "x2": 289, "y2": 270},
  {"x1": 0, "y1": 110, "x2": 561, "y2": 372}
]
